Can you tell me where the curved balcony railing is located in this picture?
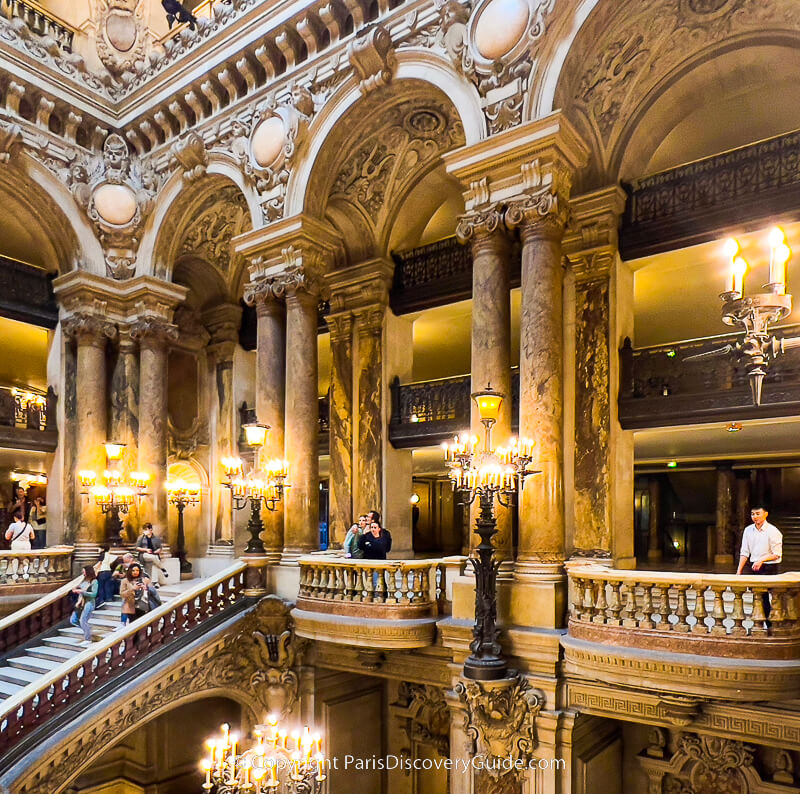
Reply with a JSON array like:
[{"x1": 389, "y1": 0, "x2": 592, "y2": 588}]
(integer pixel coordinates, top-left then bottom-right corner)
[
  {"x1": 566, "y1": 563, "x2": 800, "y2": 660},
  {"x1": 296, "y1": 556, "x2": 466, "y2": 619},
  {"x1": 1, "y1": 0, "x2": 76, "y2": 52},
  {"x1": 0, "y1": 562, "x2": 247, "y2": 755},
  {"x1": 0, "y1": 546, "x2": 73, "y2": 587}
]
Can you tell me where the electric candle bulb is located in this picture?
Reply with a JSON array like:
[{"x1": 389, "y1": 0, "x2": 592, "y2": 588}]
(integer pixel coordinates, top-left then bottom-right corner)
[
  {"x1": 731, "y1": 256, "x2": 748, "y2": 296},
  {"x1": 769, "y1": 226, "x2": 785, "y2": 247},
  {"x1": 723, "y1": 237, "x2": 740, "y2": 259}
]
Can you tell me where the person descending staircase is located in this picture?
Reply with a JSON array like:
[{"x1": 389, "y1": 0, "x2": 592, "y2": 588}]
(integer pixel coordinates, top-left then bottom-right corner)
[{"x1": 0, "y1": 581, "x2": 193, "y2": 701}]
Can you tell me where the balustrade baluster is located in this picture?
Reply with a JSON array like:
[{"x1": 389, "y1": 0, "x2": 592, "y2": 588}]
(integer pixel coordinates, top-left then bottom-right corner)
[
  {"x1": 730, "y1": 588, "x2": 746, "y2": 636},
  {"x1": 580, "y1": 578, "x2": 595, "y2": 621},
  {"x1": 784, "y1": 588, "x2": 800, "y2": 633},
  {"x1": 606, "y1": 581, "x2": 623, "y2": 626},
  {"x1": 620, "y1": 582, "x2": 637, "y2": 627},
  {"x1": 770, "y1": 586, "x2": 788, "y2": 635},
  {"x1": 691, "y1": 586, "x2": 708, "y2": 634},
  {"x1": 656, "y1": 585, "x2": 671, "y2": 630},
  {"x1": 592, "y1": 581, "x2": 608, "y2": 624},
  {"x1": 639, "y1": 585, "x2": 654, "y2": 629},
  {"x1": 709, "y1": 585, "x2": 727, "y2": 635},
  {"x1": 674, "y1": 585, "x2": 690, "y2": 632},
  {"x1": 310, "y1": 565, "x2": 321, "y2": 595},
  {"x1": 750, "y1": 587, "x2": 767, "y2": 634}
]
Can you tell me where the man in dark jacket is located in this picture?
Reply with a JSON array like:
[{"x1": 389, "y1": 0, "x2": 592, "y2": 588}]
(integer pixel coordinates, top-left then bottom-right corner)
[
  {"x1": 135, "y1": 523, "x2": 169, "y2": 586},
  {"x1": 358, "y1": 519, "x2": 392, "y2": 560}
]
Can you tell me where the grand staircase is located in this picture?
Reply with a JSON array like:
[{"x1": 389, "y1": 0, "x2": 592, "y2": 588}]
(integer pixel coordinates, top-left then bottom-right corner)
[
  {"x1": 0, "y1": 582, "x2": 191, "y2": 702},
  {"x1": 772, "y1": 515, "x2": 800, "y2": 571}
]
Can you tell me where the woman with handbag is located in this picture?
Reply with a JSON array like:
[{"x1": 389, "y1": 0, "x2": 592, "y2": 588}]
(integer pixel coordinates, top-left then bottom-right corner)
[
  {"x1": 5, "y1": 511, "x2": 36, "y2": 577},
  {"x1": 70, "y1": 565, "x2": 99, "y2": 645},
  {"x1": 120, "y1": 563, "x2": 151, "y2": 625}
]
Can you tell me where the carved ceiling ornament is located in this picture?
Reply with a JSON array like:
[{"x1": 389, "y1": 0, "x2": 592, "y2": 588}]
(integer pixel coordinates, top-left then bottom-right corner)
[
  {"x1": 326, "y1": 95, "x2": 464, "y2": 231},
  {"x1": 348, "y1": 24, "x2": 397, "y2": 95},
  {"x1": 0, "y1": 120, "x2": 23, "y2": 163},
  {"x1": 455, "y1": 674, "x2": 543, "y2": 784},
  {"x1": 178, "y1": 186, "x2": 250, "y2": 273},
  {"x1": 558, "y1": 0, "x2": 800, "y2": 182},
  {"x1": 60, "y1": 133, "x2": 160, "y2": 279},
  {"x1": 93, "y1": 0, "x2": 147, "y2": 76},
  {"x1": 171, "y1": 131, "x2": 208, "y2": 182}
]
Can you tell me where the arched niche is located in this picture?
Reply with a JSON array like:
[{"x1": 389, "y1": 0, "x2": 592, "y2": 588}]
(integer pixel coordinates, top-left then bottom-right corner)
[
  {"x1": 550, "y1": 0, "x2": 800, "y2": 189},
  {"x1": 165, "y1": 458, "x2": 208, "y2": 560}
]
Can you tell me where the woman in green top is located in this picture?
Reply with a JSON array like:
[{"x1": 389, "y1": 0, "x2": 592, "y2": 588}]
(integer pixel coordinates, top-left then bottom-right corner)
[
  {"x1": 70, "y1": 564, "x2": 99, "y2": 644},
  {"x1": 343, "y1": 515, "x2": 367, "y2": 559}
]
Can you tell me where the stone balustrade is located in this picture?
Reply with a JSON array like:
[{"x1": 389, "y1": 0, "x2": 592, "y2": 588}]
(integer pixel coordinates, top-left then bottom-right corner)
[
  {"x1": 0, "y1": 546, "x2": 73, "y2": 587},
  {"x1": 566, "y1": 562, "x2": 800, "y2": 659},
  {"x1": 1, "y1": 0, "x2": 76, "y2": 51},
  {"x1": 293, "y1": 556, "x2": 466, "y2": 648}
]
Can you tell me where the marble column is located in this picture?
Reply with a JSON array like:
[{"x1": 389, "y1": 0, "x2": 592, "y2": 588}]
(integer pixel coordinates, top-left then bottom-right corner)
[
  {"x1": 283, "y1": 275, "x2": 321, "y2": 559},
  {"x1": 355, "y1": 306, "x2": 385, "y2": 517},
  {"x1": 109, "y1": 330, "x2": 140, "y2": 539},
  {"x1": 457, "y1": 206, "x2": 512, "y2": 564},
  {"x1": 563, "y1": 187, "x2": 634, "y2": 567},
  {"x1": 647, "y1": 477, "x2": 662, "y2": 561},
  {"x1": 325, "y1": 312, "x2": 354, "y2": 549},
  {"x1": 508, "y1": 203, "x2": 568, "y2": 573},
  {"x1": 714, "y1": 462, "x2": 736, "y2": 567},
  {"x1": 62, "y1": 313, "x2": 116, "y2": 564},
  {"x1": 132, "y1": 319, "x2": 176, "y2": 538},
  {"x1": 736, "y1": 470, "x2": 751, "y2": 535},
  {"x1": 205, "y1": 303, "x2": 243, "y2": 550},
  {"x1": 247, "y1": 287, "x2": 286, "y2": 561}
]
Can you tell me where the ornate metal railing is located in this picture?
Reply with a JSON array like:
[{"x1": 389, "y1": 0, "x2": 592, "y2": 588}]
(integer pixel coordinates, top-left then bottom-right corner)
[
  {"x1": 0, "y1": 547, "x2": 73, "y2": 588},
  {"x1": 619, "y1": 328, "x2": 800, "y2": 428},
  {"x1": 1, "y1": 0, "x2": 75, "y2": 52},
  {"x1": 296, "y1": 555, "x2": 466, "y2": 618},
  {"x1": 566, "y1": 563, "x2": 800, "y2": 660},
  {"x1": 0, "y1": 562, "x2": 247, "y2": 754},
  {"x1": 0, "y1": 385, "x2": 53, "y2": 432},
  {"x1": 238, "y1": 398, "x2": 329, "y2": 452},
  {"x1": 621, "y1": 128, "x2": 800, "y2": 258},
  {"x1": 0, "y1": 572, "x2": 78, "y2": 657},
  {"x1": 389, "y1": 371, "x2": 519, "y2": 447}
]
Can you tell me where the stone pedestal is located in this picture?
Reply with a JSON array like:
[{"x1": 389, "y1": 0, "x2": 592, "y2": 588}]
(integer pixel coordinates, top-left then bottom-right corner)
[{"x1": 457, "y1": 209, "x2": 513, "y2": 567}]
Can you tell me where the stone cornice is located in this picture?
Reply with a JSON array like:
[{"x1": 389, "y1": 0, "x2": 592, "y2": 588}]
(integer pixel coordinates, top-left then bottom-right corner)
[{"x1": 325, "y1": 257, "x2": 393, "y2": 314}]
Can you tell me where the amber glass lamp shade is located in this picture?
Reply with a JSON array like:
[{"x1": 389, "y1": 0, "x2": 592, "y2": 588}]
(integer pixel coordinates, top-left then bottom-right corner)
[{"x1": 472, "y1": 387, "x2": 504, "y2": 424}]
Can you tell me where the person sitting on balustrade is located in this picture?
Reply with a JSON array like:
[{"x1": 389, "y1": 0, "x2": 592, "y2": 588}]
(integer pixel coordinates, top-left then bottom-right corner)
[
  {"x1": 736, "y1": 504, "x2": 782, "y2": 621},
  {"x1": 135, "y1": 523, "x2": 168, "y2": 586}
]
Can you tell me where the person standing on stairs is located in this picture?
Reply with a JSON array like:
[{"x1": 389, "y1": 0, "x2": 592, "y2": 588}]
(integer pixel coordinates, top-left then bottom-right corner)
[{"x1": 70, "y1": 565, "x2": 99, "y2": 645}]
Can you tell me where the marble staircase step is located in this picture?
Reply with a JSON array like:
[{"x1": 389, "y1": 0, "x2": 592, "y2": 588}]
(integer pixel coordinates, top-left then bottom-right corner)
[
  {"x1": 0, "y1": 679, "x2": 23, "y2": 700},
  {"x1": 0, "y1": 665, "x2": 42, "y2": 687},
  {"x1": 6, "y1": 655, "x2": 61, "y2": 675},
  {"x1": 26, "y1": 645, "x2": 77, "y2": 664}
]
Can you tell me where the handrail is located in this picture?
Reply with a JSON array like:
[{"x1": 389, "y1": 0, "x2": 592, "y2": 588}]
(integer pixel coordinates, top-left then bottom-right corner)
[
  {"x1": 0, "y1": 561, "x2": 247, "y2": 753},
  {"x1": 0, "y1": 565, "x2": 80, "y2": 656},
  {"x1": 566, "y1": 562, "x2": 800, "y2": 659}
]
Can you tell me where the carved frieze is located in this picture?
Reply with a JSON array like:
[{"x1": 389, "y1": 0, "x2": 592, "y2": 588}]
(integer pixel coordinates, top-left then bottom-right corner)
[
  {"x1": 456, "y1": 674, "x2": 543, "y2": 784},
  {"x1": 392, "y1": 682, "x2": 450, "y2": 758}
]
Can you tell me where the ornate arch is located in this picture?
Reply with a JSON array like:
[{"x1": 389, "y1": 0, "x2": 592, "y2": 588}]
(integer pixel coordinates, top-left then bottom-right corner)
[
  {"x1": 0, "y1": 153, "x2": 105, "y2": 275},
  {"x1": 136, "y1": 153, "x2": 260, "y2": 282}
]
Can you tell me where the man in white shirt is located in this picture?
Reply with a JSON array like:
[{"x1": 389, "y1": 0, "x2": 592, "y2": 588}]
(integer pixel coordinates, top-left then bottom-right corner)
[{"x1": 736, "y1": 504, "x2": 782, "y2": 619}]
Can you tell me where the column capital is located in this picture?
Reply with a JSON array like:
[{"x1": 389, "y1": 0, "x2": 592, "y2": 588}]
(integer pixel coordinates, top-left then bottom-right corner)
[
  {"x1": 326, "y1": 258, "x2": 392, "y2": 315},
  {"x1": 129, "y1": 316, "x2": 179, "y2": 347},
  {"x1": 275, "y1": 265, "x2": 327, "y2": 305},
  {"x1": 562, "y1": 186, "x2": 627, "y2": 283},
  {"x1": 203, "y1": 302, "x2": 242, "y2": 346},
  {"x1": 355, "y1": 305, "x2": 385, "y2": 337},
  {"x1": 325, "y1": 311, "x2": 354, "y2": 343},
  {"x1": 61, "y1": 310, "x2": 117, "y2": 345},
  {"x1": 243, "y1": 276, "x2": 285, "y2": 312},
  {"x1": 455, "y1": 204, "x2": 507, "y2": 245}
]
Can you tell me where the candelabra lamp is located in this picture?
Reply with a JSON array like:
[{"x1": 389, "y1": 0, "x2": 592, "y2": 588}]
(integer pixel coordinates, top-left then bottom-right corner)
[
  {"x1": 79, "y1": 442, "x2": 149, "y2": 545},
  {"x1": 222, "y1": 422, "x2": 289, "y2": 554},
  {"x1": 687, "y1": 227, "x2": 800, "y2": 405},
  {"x1": 200, "y1": 718, "x2": 326, "y2": 793},
  {"x1": 165, "y1": 479, "x2": 200, "y2": 574},
  {"x1": 443, "y1": 386, "x2": 537, "y2": 681}
]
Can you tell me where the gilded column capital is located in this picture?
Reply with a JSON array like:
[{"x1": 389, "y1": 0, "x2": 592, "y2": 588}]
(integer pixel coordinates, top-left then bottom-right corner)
[
  {"x1": 273, "y1": 264, "x2": 327, "y2": 306},
  {"x1": 243, "y1": 275, "x2": 285, "y2": 314},
  {"x1": 355, "y1": 305, "x2": 385, "y2": 338},
  {"x1": 504, "y1": 186, "x2": 570, "y2": 242},
  {"x1": 61, "y1": 310, "x2": 117, "y2": 345}
]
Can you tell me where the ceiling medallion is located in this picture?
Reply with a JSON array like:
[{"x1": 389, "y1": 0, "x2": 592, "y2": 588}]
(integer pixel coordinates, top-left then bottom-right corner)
[{"x1": 404, "y1": 108, "x2": 446, "y2": 139}]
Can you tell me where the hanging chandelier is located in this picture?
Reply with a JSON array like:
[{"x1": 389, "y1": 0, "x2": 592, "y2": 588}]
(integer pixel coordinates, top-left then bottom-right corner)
[
  {"x1": 688, "y1": 226, "x2": 800, "y2": 405},
  {"x1": 200, "y1": 719, "x2": 326, "y2": 793}
]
